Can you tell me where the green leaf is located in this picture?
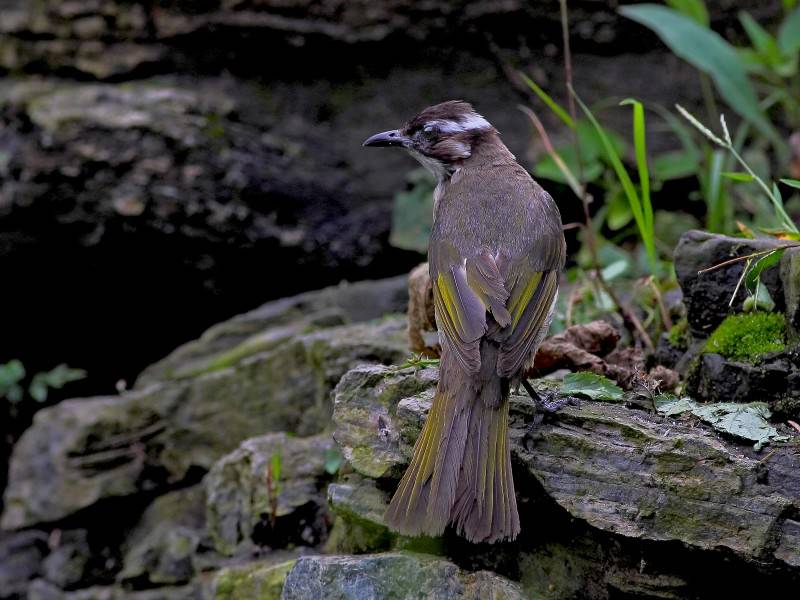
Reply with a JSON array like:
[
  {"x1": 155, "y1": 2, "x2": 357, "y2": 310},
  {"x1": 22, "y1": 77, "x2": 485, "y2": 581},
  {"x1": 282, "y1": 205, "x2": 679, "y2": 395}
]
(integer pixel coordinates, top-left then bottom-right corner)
[
  {"x1": 746, "y1": 248, "x2": 784, "y2": 287},
  {"x1": 32, "y1": 364, "x2": 87, "y2": 389},
  {"x1": 606, "y1": 190, "x2": 634, "y2": 231},
  {"x1": 665, "y1": 0, "x2": 709, "y2": 25},
  {"x1": 559, "y1": 372, "x2": 624, "y2": 402},
  {"x1": 721, "y1": 171, "x2": 755, "y2": 182},
  {"x1": 389, "y1": 169, "x2": 435, "y2": 253},
  {"x1": 324, "y1": 447, "x2": 344, "y2": 475},
  {"x1": 739, "y1": 12, "x2": 781, "y2": 61},
  {"x1": 779, "y1": 6, "x2": 800, "y2": 54},
  {"x1": 520, "y1": 73, "x2": 575, "y2": 129},
  {"x1": 621, "y1": 5, "x2": 786, "y2": 154},
  {"x1": 743, "y1": 282, "x2": 776, "y2": 312},
  {"x1": 655, "y1": 396, "x2": 789, "y2": 449},
  {"x1": 270, "y1": 452, "x2": 282, "y2": 482},
  {"x1": 28, "y1": 380, "x2": 48, "y2": 403},
  {"x1": 651, "y1": 150, "x2": 698, "y2": 181},
  {"x1": 780, "y1": 178, "x2": 800, "y2": 189},
  {"x1": 0, "y1": 360, "x2": 26, "y2": 389}
]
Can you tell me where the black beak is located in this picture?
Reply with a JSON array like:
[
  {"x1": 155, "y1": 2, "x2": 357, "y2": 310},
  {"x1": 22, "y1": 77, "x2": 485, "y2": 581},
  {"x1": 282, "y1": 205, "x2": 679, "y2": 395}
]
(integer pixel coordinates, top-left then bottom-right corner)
[{"x1": 362, "y1": 129, "x2": 408, "y2": 148}]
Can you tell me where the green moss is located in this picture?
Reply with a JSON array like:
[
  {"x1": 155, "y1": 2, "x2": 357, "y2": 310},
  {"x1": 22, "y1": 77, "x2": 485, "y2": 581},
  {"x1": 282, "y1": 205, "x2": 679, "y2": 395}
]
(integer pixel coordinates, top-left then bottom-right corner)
[
  {"x1": 703, "y1": 312, "x2": 786, "y2": 363},
  {"x1": 214, "y1": 560, "x2": 295, "y2": 600},
  {"x1": 667, "y1": 318, "x2": 690, "y2": 350}
]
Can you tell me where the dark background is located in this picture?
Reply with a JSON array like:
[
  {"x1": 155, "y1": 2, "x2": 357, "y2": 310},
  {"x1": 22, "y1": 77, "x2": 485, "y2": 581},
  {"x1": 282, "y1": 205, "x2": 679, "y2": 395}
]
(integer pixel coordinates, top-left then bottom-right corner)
[{"x1": 0, "y1": 0, "x2": 779, "y2": 396}]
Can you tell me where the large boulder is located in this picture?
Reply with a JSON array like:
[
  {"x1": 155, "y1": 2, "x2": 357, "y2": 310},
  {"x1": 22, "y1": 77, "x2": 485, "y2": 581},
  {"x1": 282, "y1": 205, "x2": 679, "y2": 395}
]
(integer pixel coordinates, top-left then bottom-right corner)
[
  {"x1": 281, "y1": 552, "x2": 527, "y2": 600},
  {"x1": 1, "y1": 315, "x2": 408, "y2": 529},
  {"x1": 673, "y1": 230, "x2": 789, "y2": 336},
  {"x1": 330, "y1": 364, "x2": 800, "y2": 595}
]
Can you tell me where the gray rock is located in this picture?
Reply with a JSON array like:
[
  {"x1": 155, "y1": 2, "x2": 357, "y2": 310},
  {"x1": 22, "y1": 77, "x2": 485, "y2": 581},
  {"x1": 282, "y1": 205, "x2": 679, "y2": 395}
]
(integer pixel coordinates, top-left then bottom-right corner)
[
  {"x1": 2, "y1": 317, "x2": 408, "y2": 529},
  {"x1": 42, "y1": 530, "x2": 92, "y2": 590},
  {"x1": 119, "y1": 486, "x2": 207, "y2": 586},
  {"x1": 326, "y1": 475, "x2": 394, "y2": 554},
  {"x1": 781, "y1": 247, "x2": 800, "y2": 339},
  {"x1": 686, "y1": 351, "x2": 800, "y2": 415},
  {"x1": 205, "y1": 433, "x2": 336, "y2": 556},
  {"x1": 280, "y1": 552, "x2": 527, "y2": 600},
  {"x1": 332, "y1": 365, "x2": 437, "y2": 480},
  {"x1": 674, "y1": 230, "x2": 788, "y2": 336},
  {"x1": 27, "y1": 579, "x2": 207, "y2": 600},
  {"x1": 0, "y1": 530, "x2": 47, "y2": 599},
  {"x1": 331, "y1": 364, "x2": 800, "y2": 570},
  {"x1": 212, "y1": 559, "x2": 297, "y2": 600}
]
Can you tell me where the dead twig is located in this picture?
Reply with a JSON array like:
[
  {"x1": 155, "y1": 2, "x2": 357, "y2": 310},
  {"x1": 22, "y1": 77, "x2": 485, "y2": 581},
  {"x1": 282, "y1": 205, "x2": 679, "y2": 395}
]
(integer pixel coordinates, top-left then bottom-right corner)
[{"x1": 697, "y1": 244, "x2": 800, "y2": 275}]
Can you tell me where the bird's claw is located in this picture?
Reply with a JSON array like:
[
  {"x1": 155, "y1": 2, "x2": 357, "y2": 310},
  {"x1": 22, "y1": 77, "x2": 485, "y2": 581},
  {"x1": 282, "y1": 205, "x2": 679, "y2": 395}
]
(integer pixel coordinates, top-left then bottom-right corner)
[{"x1": 520, "y1": 379, "x2": 580, "y2": 413}]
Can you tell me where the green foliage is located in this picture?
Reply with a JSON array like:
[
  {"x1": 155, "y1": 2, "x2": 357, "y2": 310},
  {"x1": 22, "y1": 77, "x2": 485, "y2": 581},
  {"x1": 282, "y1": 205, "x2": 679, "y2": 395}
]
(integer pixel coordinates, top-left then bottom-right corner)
[
  {"x1": 665, "y1": 0, "x2": 708, "y2": 25},
  {"x1": 574, "y1": 94, "x2": 657, "y2": 273},
  {"x1": 655, "y1": 395, "x2": 789, "y2": 449},
  {"x1": 389, "y1": 169, "x2": 435, "y2": 253},
  {"x1": 704, "y1": 312, "x2": 786, "y2": 363},
  {"x1": 0, "y1": 360, "x2": 86, "y2": 406},
  {"x1": 667, "y1": 319, "x2": 690, "y2": 350},
  {"x1": 620, "y1": 4, "x2": 786, "y2": 154},
  {"x1": 397, "y1": 354, "x2": 440, "y2": 370},
  {"x1": 559, "y1": 372, "x2": 624, "y2": 402},
  {"x1": 533, "y1": 120, "x2": 626, "y2": 186},
  {"x1": 0, "y1": 360, "x2": 26, "y2": 404},
  {"x1": 324, "y1": 446, "x2": 344, "y2": 475},
  {"x1": 678, "y1": 106, "x2": 799, "y2": 233}
]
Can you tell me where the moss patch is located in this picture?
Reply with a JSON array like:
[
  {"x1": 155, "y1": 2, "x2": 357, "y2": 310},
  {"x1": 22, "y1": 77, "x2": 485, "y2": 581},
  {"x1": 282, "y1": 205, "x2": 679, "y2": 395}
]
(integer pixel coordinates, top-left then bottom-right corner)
[
  {"x1": 667, "y1": 318, "x2": 690, "y2": 350},
  {"x1": 703, "y1": 312, "x2": 785, "y2": 363}
]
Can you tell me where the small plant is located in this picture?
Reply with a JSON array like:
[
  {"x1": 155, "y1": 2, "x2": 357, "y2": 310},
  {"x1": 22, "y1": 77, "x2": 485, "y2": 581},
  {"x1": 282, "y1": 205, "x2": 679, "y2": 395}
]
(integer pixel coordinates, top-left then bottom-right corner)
[
  {"x1": 677, "y1": 105, "x2": 799, "y2": 235},
  {"x1": 324, "y1": 446, "x2": 344, "y2": 475},
  {"x1": 398, "y1": 353, "x2": 440, "y2": 370},
  {"x1": 265, "y1": 451, "x2": 282, "y2": 529},
  {"x1": 1, "y1": 360, "x2": 86, "y2": 415}
]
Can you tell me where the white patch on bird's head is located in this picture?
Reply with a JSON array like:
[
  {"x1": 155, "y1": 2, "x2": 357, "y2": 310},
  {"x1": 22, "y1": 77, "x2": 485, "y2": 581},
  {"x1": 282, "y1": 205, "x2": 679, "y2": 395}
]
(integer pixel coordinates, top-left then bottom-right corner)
[{"x1": 424, "y1": 112, "x2": 492, "y2": 135}]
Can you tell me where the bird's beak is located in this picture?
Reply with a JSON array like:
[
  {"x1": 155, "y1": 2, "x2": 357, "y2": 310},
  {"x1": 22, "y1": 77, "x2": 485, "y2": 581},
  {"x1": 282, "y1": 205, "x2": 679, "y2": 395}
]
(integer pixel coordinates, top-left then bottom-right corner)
[{"x1": 362, "y1": 129, "x2": 408, "y2": 148}]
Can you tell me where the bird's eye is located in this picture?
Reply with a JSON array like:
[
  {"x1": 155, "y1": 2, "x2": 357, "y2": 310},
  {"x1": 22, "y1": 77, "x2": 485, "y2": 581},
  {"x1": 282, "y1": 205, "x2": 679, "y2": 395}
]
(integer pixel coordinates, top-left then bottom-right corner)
[{"x1": 422, "y1": 125, "x2": 435, "y2": 136}]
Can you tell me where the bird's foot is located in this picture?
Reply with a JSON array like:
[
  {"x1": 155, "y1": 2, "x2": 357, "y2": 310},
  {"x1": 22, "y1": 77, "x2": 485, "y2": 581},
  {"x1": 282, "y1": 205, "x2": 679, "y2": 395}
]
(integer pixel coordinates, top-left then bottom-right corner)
[{"x1": 520, "y1": 379, "x2": 581, "y2": 413}]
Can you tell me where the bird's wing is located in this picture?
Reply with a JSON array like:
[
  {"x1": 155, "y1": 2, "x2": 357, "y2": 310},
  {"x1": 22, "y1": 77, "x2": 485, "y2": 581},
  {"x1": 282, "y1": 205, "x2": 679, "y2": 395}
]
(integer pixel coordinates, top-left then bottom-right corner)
[
  {"x1": 497, "y1": 231, "x2": 565, "y2": 377},
  {"x1": 430, "y1": 242, "x2": 512, "y2": 373}
]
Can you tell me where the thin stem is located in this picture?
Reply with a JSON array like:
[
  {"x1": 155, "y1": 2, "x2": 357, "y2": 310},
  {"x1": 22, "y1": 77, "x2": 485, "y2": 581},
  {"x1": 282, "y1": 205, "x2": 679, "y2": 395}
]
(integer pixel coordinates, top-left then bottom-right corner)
[
  {"x1": 697, "y1": 244, "x2": 800, "y2": 274},
  {"x1": 559, "y1": 0, "x2": 583, "y2": 185}
]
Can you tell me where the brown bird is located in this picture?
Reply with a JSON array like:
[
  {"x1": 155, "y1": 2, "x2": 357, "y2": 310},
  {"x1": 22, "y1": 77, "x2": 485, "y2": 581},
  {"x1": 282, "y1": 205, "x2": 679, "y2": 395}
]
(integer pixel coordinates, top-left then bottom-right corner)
[{"x1": 363, "y1": 101, "x2": 565, "y2": 543}]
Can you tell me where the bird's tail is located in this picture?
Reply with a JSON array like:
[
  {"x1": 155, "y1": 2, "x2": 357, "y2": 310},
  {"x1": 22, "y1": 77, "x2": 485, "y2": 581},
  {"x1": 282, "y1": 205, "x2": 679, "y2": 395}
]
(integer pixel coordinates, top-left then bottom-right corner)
[{"x1": 384, "y1": 349, "x2": 520, "y2": 543}]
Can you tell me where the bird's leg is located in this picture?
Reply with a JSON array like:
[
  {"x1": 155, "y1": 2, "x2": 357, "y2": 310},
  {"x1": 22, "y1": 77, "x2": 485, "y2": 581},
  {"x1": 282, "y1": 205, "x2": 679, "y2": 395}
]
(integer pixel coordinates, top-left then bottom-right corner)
[{"x1": 520, "y1": 378, "x2": 580, "y2": 413}]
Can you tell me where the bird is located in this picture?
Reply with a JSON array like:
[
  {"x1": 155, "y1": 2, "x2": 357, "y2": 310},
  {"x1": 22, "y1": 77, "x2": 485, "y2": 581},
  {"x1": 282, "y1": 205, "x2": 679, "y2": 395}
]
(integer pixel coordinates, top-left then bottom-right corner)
[{"x1": 363, "y1": 101, "x2": 565, "y2": 543}]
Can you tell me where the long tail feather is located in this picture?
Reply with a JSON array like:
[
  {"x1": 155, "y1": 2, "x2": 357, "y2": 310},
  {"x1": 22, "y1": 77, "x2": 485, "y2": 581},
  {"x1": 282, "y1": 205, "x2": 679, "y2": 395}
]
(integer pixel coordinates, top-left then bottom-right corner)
[{"x1": 384, "y1": 347, "x2": 520, "y2": 543}]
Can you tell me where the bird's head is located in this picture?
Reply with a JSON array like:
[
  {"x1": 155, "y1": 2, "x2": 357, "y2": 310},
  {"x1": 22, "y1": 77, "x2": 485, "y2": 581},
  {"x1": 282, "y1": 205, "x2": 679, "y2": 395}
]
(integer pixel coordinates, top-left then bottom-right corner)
[{"x1": 362, "y1": 100, "x2": 497, "y2": 180}]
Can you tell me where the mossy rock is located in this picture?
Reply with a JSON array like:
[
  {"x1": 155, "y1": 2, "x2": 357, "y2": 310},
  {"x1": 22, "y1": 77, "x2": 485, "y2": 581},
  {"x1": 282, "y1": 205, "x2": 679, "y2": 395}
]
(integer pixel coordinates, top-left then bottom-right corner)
[
  {"x1": 213, "y1": 560, "x2": 296, "y2": 600},
  {"x1": 703, "y1": 312, "x2": 786, "y2": 363}
]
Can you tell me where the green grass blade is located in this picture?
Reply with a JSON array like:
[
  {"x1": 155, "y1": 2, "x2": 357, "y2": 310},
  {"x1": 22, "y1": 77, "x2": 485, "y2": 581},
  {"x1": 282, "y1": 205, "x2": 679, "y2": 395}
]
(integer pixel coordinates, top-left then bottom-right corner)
[
  {"x1": 519, "y1": 73, "x2": 575, "y2": 129},
  {"x1": 780, "y1": 178, "x2": 800, "y2": 189},
  {"x1": 706, "y1": 150, "x2": 726, "y2": 232},
  {"x1": 621, "y1": 99, "x2": 654, "y2": 239},
  {"x1": 574, "y1": 90, "x2": 657, "y2": 271}
]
